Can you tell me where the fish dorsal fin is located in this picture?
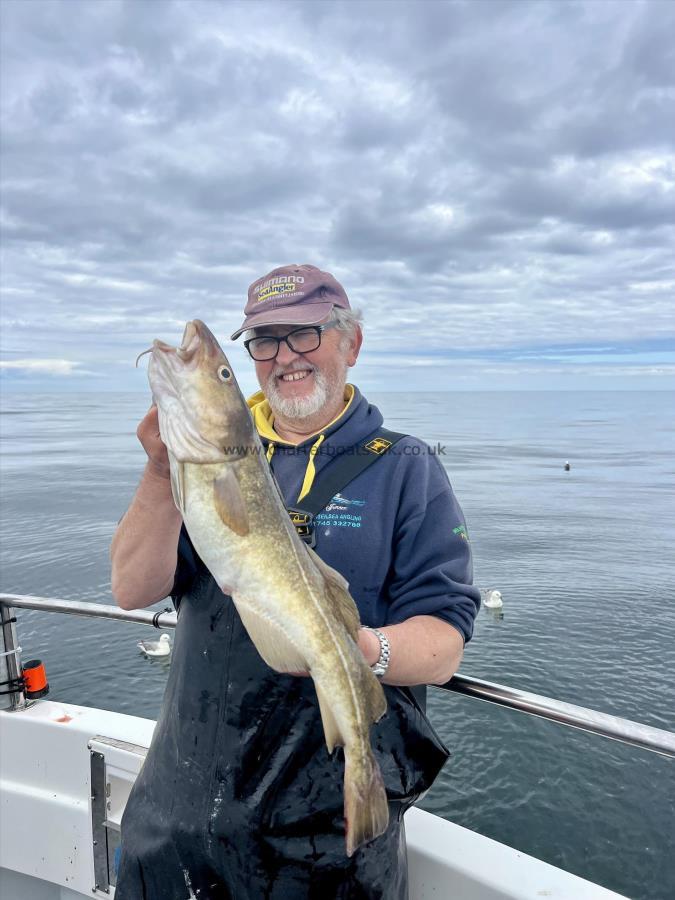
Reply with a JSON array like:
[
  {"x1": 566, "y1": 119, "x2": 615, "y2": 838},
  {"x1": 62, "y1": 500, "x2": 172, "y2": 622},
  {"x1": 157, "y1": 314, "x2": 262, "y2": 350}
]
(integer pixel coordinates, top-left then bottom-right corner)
[
  {"x1": 306, "y1": 546, "x2": 360, "y2": 641},
  {"x1": 307, "y1": 545, "x2": 350, "y2": 592},
  {"x1": 213, "y1": 466, "x2": 250, "y2": 537},
  {"x1": 307, "y1": 547, "x2": 387, "y2": 728}
]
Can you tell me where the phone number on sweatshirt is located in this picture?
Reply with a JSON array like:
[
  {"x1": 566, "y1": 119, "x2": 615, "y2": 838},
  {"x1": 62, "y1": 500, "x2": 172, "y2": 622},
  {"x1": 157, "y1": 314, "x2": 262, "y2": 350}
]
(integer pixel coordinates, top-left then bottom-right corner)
[{"x1": 315, "y1": 514, "x2": 362, "y2": 527}]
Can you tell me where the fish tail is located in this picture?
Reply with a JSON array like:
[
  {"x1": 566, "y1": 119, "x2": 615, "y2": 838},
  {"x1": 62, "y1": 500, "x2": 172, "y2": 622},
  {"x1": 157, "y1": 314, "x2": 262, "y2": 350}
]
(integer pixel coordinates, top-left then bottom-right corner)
[{"x1": 343, "y1": 750, "x2": 389, "y2": 857}]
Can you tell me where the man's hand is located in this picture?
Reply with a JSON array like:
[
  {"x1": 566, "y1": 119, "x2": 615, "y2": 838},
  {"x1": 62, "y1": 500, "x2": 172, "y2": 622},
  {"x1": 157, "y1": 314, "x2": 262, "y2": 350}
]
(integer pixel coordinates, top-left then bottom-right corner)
[
  {"x1": 286, "y1": 618, "x2": 463, "y2": 686},
  {"x1": 137, "y1": 405, "x2": 170, "y2": 479},
  {"x1": 362, "y1": 617, "x2": 464, "y2": 686},
  {"x1": 358, "y1": 627, "x2": 380, "y2": 666}
]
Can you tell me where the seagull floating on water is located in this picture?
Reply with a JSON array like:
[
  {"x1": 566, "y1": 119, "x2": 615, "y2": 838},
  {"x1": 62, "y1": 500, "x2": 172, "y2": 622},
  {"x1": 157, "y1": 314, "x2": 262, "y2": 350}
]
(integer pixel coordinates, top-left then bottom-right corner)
[
  {"x1": 138, "y1": 633, "x2": 172, "y2": 658},
  {"x1": 481, "y1": 589, "x2": 503, "y2": 609}
]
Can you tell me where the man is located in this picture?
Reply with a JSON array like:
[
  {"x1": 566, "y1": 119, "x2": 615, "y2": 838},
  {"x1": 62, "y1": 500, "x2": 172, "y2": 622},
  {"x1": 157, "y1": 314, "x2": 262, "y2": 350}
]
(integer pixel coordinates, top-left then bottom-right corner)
[{"x1": 112, "y1": 264, "x2": 480, "y2": 899}]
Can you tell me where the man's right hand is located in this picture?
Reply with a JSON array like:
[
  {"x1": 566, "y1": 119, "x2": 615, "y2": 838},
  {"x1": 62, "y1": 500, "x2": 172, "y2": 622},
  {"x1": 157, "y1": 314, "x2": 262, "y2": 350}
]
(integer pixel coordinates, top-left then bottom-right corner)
[{"x1": 138, "y1": 405, "x2": 170, "y2": 478}]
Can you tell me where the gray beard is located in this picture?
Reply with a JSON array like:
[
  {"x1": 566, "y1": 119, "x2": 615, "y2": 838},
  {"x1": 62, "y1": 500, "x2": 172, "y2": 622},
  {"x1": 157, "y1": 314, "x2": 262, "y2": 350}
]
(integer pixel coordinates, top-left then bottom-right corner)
[{"x1": 265, "y1": 364, "x2": 347, "y2": 421}]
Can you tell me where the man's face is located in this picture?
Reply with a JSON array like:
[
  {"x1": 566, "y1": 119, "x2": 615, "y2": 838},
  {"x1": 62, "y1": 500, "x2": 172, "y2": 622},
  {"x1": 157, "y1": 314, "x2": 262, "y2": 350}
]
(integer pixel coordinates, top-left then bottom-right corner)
[{"x1": 252, "y1": 320, "x2": 362, "y2": 420}]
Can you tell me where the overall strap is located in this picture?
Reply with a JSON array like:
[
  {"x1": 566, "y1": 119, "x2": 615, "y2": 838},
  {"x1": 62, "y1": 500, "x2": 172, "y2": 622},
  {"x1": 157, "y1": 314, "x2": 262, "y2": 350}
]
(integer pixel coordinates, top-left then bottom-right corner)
[{"x1": 287, "y1": 428, "x2": 406, "y2": 545}]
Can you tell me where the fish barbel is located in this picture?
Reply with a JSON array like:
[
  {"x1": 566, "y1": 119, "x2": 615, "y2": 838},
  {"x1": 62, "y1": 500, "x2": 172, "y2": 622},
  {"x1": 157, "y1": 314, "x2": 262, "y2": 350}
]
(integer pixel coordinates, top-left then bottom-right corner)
[{"x1": 146, "y1": 319, "x2": 389, "y2": 856}]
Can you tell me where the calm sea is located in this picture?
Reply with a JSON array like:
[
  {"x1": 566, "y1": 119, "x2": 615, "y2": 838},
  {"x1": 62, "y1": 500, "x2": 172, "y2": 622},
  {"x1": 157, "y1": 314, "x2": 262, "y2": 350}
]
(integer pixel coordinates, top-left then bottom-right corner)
[{"x1": 1, "y1": 390, "x2": 674, "y2": 900}]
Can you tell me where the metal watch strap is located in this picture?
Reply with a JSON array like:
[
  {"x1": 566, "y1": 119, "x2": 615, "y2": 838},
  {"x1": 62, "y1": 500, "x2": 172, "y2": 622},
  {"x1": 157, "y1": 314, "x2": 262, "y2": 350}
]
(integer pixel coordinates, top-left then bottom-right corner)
[{"x1": 364, "y1": 627, "x2": 390, "y2": 678}]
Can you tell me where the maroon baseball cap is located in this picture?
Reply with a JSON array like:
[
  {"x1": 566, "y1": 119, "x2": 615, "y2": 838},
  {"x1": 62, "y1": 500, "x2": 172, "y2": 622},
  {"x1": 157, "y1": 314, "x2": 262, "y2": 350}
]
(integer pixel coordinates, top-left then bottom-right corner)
[{"x1": 230, "y1": 264, "x2": 351, "y2": 340}]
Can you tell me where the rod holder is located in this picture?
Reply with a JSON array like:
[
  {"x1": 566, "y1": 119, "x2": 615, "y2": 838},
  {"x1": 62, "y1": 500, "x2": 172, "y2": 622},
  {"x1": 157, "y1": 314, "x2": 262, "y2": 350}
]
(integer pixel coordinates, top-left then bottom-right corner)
[{"x1": 0, "y1": 605, "x2": 26, "y2": 711}]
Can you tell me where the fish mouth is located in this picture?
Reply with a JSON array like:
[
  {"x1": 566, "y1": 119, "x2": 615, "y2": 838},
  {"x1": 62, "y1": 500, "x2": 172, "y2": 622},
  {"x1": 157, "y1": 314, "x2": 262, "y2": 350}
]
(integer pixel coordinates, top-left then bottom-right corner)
[
  {"x1": 177, "y1": 320, "x2": 201, "y2": 362},
  {"x1": 151, "y1": 321, "x2": 201, "y2": 364},
  {"x1": 177, "y1": 320, "x2": 222, "y2": 363},
  {"x1": 134, "y1": 334, "x2": 194, "y2": 370},
  {"x1": 146, "y1": 320, "x2": 219, "y2": 368},
  {"x1": 140, "y1": 320, "x2": 232, "y2": 413}
]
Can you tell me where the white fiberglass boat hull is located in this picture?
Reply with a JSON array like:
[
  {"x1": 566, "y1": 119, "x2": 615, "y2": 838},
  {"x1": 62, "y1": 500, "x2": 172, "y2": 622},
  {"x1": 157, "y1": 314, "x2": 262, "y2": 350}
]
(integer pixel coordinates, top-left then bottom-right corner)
[{"x1": 0, "y1": 701, "x2": 627, "y2": 899}]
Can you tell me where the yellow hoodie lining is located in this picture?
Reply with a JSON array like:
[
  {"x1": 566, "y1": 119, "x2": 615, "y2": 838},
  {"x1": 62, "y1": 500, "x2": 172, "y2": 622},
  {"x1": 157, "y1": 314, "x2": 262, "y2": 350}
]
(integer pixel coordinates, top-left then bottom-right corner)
[
  {"x1": 297, "y1": 434, "x2": 325, "y2": 502},
  {"x1": 247, "y1": 385, "x2": 355, "y2": 503}
]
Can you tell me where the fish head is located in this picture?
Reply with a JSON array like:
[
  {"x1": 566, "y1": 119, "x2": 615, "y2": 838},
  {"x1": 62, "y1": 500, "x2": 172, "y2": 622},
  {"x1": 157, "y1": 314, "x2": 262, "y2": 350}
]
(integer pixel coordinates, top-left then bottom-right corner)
[{"x1": 147, "y1": 320, "x2": 256, "y2": 463}]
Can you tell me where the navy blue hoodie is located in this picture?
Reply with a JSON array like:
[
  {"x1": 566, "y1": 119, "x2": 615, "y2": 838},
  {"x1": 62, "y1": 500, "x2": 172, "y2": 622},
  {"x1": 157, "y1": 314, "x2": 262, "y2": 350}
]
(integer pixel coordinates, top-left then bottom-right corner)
[{"x1": 247, "y1": 385, "x2": 480, "y2": 644}]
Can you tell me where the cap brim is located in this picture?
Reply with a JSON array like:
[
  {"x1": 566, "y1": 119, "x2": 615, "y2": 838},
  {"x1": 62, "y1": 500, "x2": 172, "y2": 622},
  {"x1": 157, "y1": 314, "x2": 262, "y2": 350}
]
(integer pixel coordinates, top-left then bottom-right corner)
[{"x1": 230, "y1": 301, "x2": 335, "y2": 340}]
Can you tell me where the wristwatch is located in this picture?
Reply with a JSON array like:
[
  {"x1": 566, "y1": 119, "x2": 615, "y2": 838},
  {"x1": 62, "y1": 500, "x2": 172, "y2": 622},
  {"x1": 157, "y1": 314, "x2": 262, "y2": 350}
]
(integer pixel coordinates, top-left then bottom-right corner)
[{"x1": 364, "y1": 627, "x2": 391, "y2": 678}]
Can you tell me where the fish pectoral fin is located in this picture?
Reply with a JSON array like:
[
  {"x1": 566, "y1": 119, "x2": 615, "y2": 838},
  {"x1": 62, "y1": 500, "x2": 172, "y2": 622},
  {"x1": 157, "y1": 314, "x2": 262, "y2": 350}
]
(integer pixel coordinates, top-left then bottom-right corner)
[
  {"x1": 306, "y1": 545, "x2": 350, "y2": 592},
  {"x1": 232, "y1": 597, "x2": 307, "y2": 673},
  {"x1": 315, "y1": 681, "x2": 343, "y2": 754},
  {"x1": 213, "y1": 466, "x2": 250, "y2": 537},
  {"x1": 306, "y1": 547, "x2": 360, "y2": 640},
  {"x1": 169, "y1": 457, "x2": 185, "y2": 513}
]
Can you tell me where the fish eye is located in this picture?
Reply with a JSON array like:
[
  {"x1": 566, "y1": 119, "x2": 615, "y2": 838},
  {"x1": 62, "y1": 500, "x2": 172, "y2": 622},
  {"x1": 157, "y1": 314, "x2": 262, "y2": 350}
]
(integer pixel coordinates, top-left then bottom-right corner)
[{"x1": 218, "y1": 366, "x2": 232, "y2": 381}]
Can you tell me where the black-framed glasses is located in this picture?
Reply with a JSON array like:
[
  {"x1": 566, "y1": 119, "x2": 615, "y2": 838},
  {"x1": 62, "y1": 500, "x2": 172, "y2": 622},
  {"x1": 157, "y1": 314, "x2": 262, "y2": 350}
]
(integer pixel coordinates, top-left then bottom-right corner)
[{"x1": 244, "y1": 324, "x2": 336, "y2": 361}]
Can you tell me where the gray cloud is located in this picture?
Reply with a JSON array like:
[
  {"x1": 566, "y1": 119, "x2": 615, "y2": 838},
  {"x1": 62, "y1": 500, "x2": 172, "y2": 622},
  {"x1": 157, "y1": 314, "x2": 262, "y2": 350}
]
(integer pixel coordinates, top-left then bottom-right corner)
[{"x1": 1, "y1": 0, "x2": 673, "y2": 392}]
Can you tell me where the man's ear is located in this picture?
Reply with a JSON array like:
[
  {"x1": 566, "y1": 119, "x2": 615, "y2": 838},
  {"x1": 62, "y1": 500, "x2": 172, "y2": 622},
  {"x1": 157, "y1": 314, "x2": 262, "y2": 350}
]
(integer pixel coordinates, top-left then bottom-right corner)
[{"x1": 346, "y1": 325, "x2": 363, "y2": 367}]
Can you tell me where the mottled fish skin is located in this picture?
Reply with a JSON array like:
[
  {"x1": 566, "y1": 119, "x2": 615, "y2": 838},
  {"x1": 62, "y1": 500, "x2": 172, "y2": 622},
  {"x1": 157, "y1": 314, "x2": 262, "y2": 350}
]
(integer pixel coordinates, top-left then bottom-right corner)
[{"x1": 147, "y1": 320, "x2": 389, "y2": 856}]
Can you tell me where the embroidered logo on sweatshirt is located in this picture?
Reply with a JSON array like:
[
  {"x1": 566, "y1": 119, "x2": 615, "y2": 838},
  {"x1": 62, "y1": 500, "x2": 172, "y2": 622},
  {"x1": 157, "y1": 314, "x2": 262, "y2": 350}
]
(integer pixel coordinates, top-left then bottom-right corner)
[
  {"x1": 364, "y1": 437, "x2": 392, "y2": 454},
  {"x1": 327, "y1": 493, "x2": 366, "y2": 509},
  {"x1": 316, "y1": 494, "x2": 366, "y2": 529},
  {"x1": 453, "y1": 524, "x2": 469, "y2": 541}
]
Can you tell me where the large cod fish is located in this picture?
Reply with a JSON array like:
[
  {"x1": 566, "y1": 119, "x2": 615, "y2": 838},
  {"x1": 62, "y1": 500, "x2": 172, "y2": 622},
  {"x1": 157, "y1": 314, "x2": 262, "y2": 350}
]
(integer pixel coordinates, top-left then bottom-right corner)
[{"x1": 146, "y1": 319, "x2": 389, "y2": 856}]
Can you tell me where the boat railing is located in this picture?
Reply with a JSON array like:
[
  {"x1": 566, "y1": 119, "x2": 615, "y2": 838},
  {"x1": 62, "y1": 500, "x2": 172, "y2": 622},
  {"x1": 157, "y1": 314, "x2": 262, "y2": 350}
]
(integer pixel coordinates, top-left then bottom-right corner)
[{"x1": 2, "y1": 592, "x2": 674, "y2": 759}]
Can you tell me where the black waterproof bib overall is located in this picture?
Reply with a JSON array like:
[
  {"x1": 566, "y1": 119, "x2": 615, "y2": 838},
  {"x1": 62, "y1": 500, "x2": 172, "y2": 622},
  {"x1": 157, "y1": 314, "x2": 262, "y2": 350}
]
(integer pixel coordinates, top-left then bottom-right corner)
[{"x1": 116, "y1": 564, "x2": 449, "y2": 899}]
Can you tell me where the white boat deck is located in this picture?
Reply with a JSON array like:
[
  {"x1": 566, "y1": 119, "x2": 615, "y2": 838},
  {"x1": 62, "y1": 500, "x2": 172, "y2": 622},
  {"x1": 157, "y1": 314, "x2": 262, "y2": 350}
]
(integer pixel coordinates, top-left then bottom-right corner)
[{"x1": 0, "y1": 700, "x2": 627, "y2": 899}]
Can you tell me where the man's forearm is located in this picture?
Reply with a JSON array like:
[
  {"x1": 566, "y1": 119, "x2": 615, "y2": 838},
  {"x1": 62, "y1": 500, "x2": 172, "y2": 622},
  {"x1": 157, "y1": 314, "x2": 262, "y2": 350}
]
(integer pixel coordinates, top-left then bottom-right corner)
[
  {"x1": 358, "y1": 615, "x2": 464, "y2": 687},
  {"x1": 110, "y1": 463, "x2": 182, "y2": 609}
]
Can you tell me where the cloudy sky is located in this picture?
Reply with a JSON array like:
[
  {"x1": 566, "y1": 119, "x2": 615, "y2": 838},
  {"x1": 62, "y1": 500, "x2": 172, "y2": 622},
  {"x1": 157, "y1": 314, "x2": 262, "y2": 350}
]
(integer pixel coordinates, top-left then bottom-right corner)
[{"x1": 1, "y1": 0, "x2": 673, "y2": 394}]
